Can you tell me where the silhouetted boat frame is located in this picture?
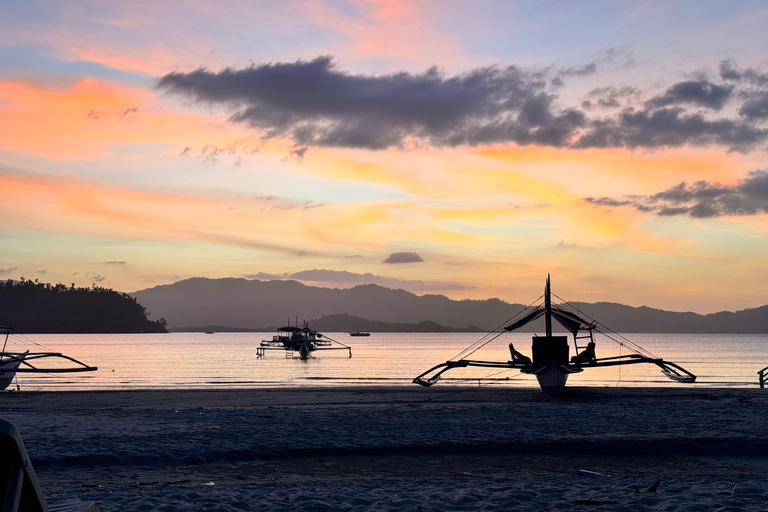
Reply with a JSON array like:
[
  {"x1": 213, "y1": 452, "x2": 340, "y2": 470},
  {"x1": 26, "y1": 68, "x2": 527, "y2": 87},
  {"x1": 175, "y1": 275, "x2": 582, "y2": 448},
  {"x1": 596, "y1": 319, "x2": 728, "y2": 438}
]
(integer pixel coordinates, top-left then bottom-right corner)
[
  {"x1": 413, "y1": 276, "x2": 696, "y2": 395},
  {"x1": 257, "y1": 322, "x2": 352, "y2": 359},
  {"x1": 759, "y1": 366, "x2": 768, "y2": 388},
  {"x1": 0, "y1": 326, "x2": 98, "y2": 390}
]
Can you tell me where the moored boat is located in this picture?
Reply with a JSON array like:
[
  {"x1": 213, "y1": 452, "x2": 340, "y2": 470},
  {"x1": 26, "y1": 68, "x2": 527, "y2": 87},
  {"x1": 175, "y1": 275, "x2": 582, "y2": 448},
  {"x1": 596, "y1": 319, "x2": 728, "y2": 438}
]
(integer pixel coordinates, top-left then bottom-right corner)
[
  {"x1": 257, "y1": 322, "x2": 352, "y2": 358},
  {"x1": 0, "y1": 325, "x2": 98, "y2": 390},
  {"x1": 413, "y1": 275, "x2": 696, "y2": 395},
  {"x1": 349, "y1": 332, "x2": 370, "y2": 337}
]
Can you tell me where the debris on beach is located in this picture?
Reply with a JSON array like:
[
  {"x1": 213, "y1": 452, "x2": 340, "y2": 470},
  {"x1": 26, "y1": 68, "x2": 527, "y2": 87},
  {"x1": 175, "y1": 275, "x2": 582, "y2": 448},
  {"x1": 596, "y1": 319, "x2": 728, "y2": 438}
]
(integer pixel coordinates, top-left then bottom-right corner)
[
  {"x1": 635, "y1": 479, "x2": 661, "y2": 493},
  {"x1": 577, "y1": 470, "x2": 610, "y2": 477}
]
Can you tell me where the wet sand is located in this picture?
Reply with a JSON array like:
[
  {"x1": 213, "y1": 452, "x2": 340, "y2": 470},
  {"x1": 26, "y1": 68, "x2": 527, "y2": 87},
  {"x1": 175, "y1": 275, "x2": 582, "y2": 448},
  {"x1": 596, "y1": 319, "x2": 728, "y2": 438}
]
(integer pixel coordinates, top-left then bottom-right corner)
[{"x1": 2, "y1": 386, "x2": 767, "y2": 511}]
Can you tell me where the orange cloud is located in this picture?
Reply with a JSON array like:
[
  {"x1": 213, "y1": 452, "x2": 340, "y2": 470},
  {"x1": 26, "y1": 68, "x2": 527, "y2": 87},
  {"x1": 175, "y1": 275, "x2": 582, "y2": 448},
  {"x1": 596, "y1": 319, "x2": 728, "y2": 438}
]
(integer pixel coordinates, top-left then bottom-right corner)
[
  {"x1": 0, "y1": 78, "x2": 254, "y2": 160},
  {"x1": 0, "y1": 170, "x2": 467, "y2": 258},
  {"x1": 476, "y1": 145, "x2": 753, "y2": 194}
]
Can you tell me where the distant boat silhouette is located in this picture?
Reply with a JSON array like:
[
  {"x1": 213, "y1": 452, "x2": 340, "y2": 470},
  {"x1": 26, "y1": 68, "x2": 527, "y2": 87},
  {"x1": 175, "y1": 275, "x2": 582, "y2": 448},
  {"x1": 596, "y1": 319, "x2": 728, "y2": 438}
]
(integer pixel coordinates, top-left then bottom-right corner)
[
  {"x1": 257, "y1": 321, "x2": 351, "y2": 359},
  {"x1": 414, "y1": 275, "x2": 696, "y2": 395},
  {"x1": 349, "y1": 332, "x2": 370, "y2": 337}
]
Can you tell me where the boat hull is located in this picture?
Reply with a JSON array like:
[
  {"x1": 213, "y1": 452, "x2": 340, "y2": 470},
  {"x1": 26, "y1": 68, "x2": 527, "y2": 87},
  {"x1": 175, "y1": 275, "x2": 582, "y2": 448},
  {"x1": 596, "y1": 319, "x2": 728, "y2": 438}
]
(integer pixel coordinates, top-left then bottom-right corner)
[
  {"x1": 534, "y1": 362, "x2": 569, "y2": 396},
  {"x1": 0, "y1": 354, "x2": 26, "y2": 391}
]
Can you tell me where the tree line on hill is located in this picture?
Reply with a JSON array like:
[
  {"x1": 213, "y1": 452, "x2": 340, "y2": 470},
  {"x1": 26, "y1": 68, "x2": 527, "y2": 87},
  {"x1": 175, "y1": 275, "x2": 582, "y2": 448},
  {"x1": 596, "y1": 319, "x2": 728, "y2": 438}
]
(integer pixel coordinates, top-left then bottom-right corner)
[{"x1": 0, "y1": 279, "x2": 167, "y2": 333}]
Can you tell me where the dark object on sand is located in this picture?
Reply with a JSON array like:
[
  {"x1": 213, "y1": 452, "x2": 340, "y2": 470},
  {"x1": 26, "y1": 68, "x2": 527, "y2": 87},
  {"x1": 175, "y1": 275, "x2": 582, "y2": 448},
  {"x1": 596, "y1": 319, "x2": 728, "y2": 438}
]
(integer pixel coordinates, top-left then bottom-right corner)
[
  {"x1": 759, "y1": 366, "x2": 768, "y2": 388},
  {"x1": 414, "y1": 275, "x2": 696, "y2": 395},
  {"x1": 0, "y1": 419, "x2": 99, "y2": 512},
  {"x1": 635, "y1": 479, "x2": 661, "y2": 494}
]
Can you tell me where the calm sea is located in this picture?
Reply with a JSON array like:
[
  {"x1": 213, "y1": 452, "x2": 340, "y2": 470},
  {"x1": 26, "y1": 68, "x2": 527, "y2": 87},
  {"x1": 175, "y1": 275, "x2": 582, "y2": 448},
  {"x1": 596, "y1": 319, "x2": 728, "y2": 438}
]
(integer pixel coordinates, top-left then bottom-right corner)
[{"x1": 4, "y1": 331, "x2": 768, "y2": 391}]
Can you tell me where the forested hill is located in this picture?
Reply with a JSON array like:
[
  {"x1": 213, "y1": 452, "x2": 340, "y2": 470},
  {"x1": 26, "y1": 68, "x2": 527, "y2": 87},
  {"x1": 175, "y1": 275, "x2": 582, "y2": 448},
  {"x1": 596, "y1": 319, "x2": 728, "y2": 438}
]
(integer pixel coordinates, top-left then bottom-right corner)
[
  {"x1": 0, "y1": 279, "x2": 167, "y2": 333},
  {"x1": 132, "y1": 277, "x2": 768, "y2": 333}
]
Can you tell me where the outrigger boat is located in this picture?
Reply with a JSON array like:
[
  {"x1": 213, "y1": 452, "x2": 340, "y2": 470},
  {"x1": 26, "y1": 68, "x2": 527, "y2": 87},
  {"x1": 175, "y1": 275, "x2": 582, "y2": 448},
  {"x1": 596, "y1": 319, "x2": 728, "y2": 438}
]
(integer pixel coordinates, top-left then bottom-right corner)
[
  {"x1": 0, "y1": 325, "x2": 98, "y2": 390},
  {"x1": 257, "y1": 322, "x2": 352, "y2": 359},
  {"x1": 413, "y1": 276, "x2": 696, "y2": 395}
]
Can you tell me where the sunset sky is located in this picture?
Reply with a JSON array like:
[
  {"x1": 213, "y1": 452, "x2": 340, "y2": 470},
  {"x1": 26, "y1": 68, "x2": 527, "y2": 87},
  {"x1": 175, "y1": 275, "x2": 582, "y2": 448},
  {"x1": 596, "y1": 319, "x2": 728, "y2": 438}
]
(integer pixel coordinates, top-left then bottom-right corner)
[{"x1": 2, "y1": 1, "x2": 768, "y2": 313}]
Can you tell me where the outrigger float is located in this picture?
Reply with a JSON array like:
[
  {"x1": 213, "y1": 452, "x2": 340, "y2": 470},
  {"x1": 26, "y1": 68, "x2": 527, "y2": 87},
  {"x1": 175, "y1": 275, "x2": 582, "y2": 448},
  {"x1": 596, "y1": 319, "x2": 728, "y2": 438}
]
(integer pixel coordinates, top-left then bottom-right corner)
[
  {"x1": 257, "y1": 322, "x2": 352, "y2": 359},
  {"x1": 0, "y1": 325, "x2": 98, "y2": 390},
  {"x1": 413, "y1": 276, "x2": 696, "y2": 395}
]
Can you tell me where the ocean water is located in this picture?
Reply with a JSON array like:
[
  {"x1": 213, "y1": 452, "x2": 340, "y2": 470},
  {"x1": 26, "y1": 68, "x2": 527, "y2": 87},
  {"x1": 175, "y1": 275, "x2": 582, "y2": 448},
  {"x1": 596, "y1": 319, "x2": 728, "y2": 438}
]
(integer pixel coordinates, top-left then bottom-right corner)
[{"x1": 3, "y1": 331, "x2": 768, "y2": 391}]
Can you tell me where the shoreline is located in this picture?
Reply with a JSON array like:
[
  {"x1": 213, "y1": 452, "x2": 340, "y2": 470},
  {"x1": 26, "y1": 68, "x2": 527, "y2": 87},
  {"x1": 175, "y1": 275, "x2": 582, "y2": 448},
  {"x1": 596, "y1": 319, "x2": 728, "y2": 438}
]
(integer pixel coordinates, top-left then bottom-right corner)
[{"x1": 3, "y1": 386, "x2": 767, "y2": 510}]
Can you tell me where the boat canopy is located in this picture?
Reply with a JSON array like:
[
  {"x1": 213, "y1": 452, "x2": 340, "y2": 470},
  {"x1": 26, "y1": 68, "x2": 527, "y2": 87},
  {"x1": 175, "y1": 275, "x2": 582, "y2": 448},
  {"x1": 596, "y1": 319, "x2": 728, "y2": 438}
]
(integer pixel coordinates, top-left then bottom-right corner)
[
  {"x1": 504, "y1": 305, "x2": 596, "y2": 336},
  {"x1": 0, "y1": 326, "x2": 9, "y2": 335}
]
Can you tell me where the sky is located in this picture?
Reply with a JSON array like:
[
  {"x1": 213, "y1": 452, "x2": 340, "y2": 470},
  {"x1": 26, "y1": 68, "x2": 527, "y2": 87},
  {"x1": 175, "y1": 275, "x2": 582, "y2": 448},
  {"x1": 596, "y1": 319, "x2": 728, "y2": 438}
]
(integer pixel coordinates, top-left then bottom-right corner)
[{"x1": 1, "y1": 0, "x2": 768, "y2": 313}]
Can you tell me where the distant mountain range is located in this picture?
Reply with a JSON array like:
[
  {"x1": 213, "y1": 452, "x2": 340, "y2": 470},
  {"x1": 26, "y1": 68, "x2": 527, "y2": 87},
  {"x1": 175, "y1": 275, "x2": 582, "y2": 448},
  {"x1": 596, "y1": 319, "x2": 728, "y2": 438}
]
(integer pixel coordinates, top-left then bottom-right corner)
[{"x1": 131, "y1": 277, "x2": 768, "y2": 333}]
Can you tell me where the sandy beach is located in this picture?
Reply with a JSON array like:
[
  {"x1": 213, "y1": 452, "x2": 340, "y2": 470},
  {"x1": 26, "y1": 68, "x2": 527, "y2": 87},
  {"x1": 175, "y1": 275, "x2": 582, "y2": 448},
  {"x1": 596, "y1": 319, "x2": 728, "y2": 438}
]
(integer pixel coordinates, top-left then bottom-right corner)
[{"x1": 2, "y1": 386, "x2": 767, "y2": 511}]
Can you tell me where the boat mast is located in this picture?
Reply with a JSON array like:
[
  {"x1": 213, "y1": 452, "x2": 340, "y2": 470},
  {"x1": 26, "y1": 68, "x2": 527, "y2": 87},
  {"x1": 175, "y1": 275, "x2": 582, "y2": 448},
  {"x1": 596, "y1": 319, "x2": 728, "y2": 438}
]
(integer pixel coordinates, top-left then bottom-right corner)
[
  {"x1": 2, "y1": 325, "x2": 9, "y2": 353},
  {"x1": 544, "y1": 274, "x2": 552, "y2": 337}
]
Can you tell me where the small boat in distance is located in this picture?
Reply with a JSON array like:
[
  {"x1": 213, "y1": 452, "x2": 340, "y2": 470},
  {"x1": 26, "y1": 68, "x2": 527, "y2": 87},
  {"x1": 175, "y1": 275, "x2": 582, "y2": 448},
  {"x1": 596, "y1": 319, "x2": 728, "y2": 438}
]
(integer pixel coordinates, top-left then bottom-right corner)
[
  {"x1": 258, "y1": 321, "x2": 352, "y2": 359},
  {"x1": 1, "y1": 325, "x2": 98, "y2": 390},
  {"x1": 414, "y1": 275, "x2": 696, "y2": 395},
  {"x1": 349, "y1": 332, "x2": 370, "y2": 337}
]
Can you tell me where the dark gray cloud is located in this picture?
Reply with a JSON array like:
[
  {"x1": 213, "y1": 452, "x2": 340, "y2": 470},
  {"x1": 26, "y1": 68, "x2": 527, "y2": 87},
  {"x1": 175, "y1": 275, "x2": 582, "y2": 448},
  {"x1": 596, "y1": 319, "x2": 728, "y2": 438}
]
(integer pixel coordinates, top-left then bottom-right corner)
[
  {"x1": 106, "y1": 261, "x2": 127, "y2": 266},
  {"x1": 582, "y1": 86, "x2": 641, "y2": 109},
  {"x1": 575, "y1": 107, "x2": 768, "y2": 152},
  {"x1": 158, "y1": 56, "x2": 584, "y2": 150},
  {"x1": 646, "y1": 79, "x2": 734, "y2": 110},
  {"x1": 382, "y1": 252, "x2": 425, "y2": 264},
  {"x1": 158, "y1": 57, "x2": 768, "y2": 154},
  {"x1": 0, "y1": 267, "x2": 18, "y2": 276},
  {"x1": 719, "y1": 60, "x2": 768, "y2": 87},
  {"x1": 719, "y1": 60, "x2": 768, "y2": 122},
  {"x1": 122, "y1": 107, "x2": 139, "y2": 117},
  {"x1": 557, "y1": 62, "x2": 597, "y2": 78},
  {"x1": 586, "y1": 169, "x2": 768, "y2": 218},
  {"x1": 738, "y1": 93, "x2": 768, "y2": 121}
]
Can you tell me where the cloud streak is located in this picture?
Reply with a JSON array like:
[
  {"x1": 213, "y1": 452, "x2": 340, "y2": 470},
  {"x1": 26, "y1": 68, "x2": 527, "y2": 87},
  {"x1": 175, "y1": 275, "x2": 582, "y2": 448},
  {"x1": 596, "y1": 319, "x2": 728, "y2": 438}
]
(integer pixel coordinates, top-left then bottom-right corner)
[
  {"x1": 245, "y1": 268, "x2": 466, "y2": 292},
  {"x1": 586, "y1": 169, "x2": 768, "y2": 218},
  {"x1": 158, "y1": 57, "x2": 768, "y2": 153}
]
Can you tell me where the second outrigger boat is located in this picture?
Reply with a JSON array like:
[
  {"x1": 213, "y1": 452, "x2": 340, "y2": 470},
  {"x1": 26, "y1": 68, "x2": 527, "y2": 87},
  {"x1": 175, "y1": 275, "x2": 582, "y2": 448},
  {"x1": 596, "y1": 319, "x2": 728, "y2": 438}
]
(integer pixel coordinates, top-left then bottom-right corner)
[
  {"x1": 1, "y1": 325, "x2": 98, "y2": 390},
  {"x1": 257, "y1": 322, "x2": 352, "y2": 359},
  {"x1": 414, "y1": 275, "x2": 696, "y2": 395}
]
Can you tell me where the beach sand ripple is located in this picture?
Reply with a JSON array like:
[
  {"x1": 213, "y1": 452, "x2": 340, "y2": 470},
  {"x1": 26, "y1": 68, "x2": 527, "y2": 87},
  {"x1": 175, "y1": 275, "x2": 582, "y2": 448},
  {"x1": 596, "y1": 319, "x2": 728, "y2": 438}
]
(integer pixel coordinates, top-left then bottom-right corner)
[{"x1": 2, "y1": 387, "x2": 767, "y2": 511}]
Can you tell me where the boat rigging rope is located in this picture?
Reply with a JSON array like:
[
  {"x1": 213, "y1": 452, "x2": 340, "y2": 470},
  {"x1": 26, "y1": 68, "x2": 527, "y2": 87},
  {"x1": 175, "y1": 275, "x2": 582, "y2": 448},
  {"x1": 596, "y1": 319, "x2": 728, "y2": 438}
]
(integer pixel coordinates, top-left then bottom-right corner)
[
  {"x1": 318, "y1": 334, "x2": 351, "y2": 349},
  {"x1": 550, "y1": 292, "x2": 660, "y2": 360},
  {"x1": 3, "y1": 330, "x2": 57, "y2": 353},
  {"x1": 449, "y1": 294, "x2": 544, "y2": 362}
]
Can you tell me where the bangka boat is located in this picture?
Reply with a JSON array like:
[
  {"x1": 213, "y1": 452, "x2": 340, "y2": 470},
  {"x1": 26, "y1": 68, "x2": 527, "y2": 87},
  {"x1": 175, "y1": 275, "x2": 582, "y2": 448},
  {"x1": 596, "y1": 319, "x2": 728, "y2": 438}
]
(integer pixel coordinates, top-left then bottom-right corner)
[
  {"x1": 349, "y1": 332, "x2": 370, "y2": 337},
  {"x1": 759, "y1": 365, "x2": 768, "y2": 388},
  {"x1": 257, "y1": 322, "x2": 352, "y2": 359},
  {"x1": 413, "y1": 276, "x2": 696, "y2": 395},
  {"x1": 0, "y1": 325, "x2": 98, "y2": 390}
]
